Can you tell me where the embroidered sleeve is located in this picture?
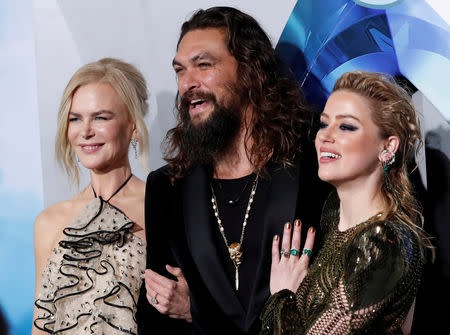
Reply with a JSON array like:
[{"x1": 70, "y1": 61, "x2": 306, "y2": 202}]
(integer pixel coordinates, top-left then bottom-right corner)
[
  {"x1": 302, "y1": 222, "x2": 422, "y2": 335},
  {"x1": 260, "y1": 289, "x2": 304, "y2": 335}
]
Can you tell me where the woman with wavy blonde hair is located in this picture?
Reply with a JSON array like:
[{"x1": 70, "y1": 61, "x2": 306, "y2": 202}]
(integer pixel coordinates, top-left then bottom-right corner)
[
  {"x1": 261, "y1": 71, "x2": 432, "y2": 335},
  {"x1": 32, "y1": 58, "x2": 150, "y2": 334}
]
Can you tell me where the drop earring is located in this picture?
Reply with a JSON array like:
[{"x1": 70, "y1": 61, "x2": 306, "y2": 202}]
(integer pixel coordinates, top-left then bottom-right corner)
[
  {"x1": 131, "y1": 138, "x2": 138, "y2": 159},
  {"x1": 380, "y1": 149, "x2": 395, "y2": 191},
  {"x1": 380, "y1": 149, "x2": 395, "y2": 167},
  {"x1": 380, "y1": 149, "x2": 402, "y2": 212}
]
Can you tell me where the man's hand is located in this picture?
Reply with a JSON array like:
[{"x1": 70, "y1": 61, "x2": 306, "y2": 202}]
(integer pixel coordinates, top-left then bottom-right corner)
[{"x1": 144, "y1": 265, "x2": 192, "y2": 322}]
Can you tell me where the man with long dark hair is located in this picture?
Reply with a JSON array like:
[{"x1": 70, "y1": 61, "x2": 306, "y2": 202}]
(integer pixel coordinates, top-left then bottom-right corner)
[{"x1": 138, "y1": 7, "x2": 328, "y2": 334}]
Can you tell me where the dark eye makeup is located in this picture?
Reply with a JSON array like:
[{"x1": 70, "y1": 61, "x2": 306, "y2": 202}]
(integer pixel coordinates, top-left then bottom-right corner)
[{"x1": 339, "y1": 124, "x2": 358, "y2": 131}]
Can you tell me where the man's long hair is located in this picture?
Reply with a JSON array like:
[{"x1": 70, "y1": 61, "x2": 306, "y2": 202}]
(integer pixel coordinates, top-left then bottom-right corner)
[{"x1": 164, "y1": 6, "x2": 312, "y2": 180}]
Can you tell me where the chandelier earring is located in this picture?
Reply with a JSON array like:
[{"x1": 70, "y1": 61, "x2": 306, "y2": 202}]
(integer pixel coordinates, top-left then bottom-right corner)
[
  {"x1": 380, "y1": 149, "x2": 395, "y2": 190},
  {"x1": 380, "y1": 149, "x2": 395, "y2": 170},
  {"x1": 131, "y1": 137, "x2": 138, "y2": 159},
  {"x1": 380, "y1": 149, "x2": 403, "y2": 212}
]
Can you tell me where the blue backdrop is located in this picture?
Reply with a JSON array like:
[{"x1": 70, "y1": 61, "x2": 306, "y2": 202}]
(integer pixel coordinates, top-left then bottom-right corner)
[
  {"x1": 0, "y1": 1, "x2": 42, "y2": 334},
  {"x1": 276, "y1": 0, "x2": 449, "y2": 120}
]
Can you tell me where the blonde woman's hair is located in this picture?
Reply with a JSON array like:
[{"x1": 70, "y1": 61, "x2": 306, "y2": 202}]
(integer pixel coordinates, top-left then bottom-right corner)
[
  {"x1": 55, "y1": 58, "x2": 150, "y2": 185},
  {"x1": 333, "y1": 70, "x2": 433, "y2": 257}
]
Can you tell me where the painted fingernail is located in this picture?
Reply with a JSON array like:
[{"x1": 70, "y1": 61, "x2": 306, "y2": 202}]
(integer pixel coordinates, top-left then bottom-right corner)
[
  {"x1": 309, "y1": 226, "x2": 315, "y2": 233},
  {"x1": 294, "y1": 219, "x2": 301, "y2": 226},
  {"x1": 285, "y1": 222, "x2": 291, "y2": 229},
  {"x1": 274, "y1": 235, "x2": 279, "y2": 241}
]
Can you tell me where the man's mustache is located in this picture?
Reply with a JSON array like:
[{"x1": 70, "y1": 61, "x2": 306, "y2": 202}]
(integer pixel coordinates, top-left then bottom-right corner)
[{"x1": 180, "y1": 90, "x2": 217, "y2": 110}]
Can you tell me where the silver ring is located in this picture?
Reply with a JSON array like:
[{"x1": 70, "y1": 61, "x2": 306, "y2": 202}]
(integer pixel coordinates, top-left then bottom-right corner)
[
  {"x1": 280, "y1": 248, "x2": 290, "y2": 258},
  {"x1": 150, "y1": 293, "x2": 158, "y2": 304}
]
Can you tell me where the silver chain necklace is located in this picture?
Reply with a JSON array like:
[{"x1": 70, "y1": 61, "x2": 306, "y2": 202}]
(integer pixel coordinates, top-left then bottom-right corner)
[{"x1": 210, "y1": 174, "x2": 259, "y2": 291}]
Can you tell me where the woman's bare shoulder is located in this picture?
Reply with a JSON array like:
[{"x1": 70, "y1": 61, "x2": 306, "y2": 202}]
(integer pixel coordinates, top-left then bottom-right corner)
[
  {"x1": 36, "y1": 199, "x2": 73, "y2": 226},
  {"x1": 34, "y1": 195, "x2": 92, "y2": 263},
  {"x1": 34, "y1": 195, "x2": 89, "y2": 236}
]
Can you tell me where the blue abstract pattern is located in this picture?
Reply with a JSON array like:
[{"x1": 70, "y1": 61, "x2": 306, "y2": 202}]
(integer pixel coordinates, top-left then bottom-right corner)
[{"x1": 276, "y1": 0, "x2": 450, "y2": 120}]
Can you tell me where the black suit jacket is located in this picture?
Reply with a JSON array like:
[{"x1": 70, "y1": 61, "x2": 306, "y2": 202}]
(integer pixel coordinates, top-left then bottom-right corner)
[{"x1": 137, "y1": 141, "x2": 329, "y2": 334}]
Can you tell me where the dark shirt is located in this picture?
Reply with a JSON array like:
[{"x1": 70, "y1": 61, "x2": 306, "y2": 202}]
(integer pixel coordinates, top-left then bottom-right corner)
[
  {"x1": 210, "y1": 174, "x2": 269, "y2": 312},
  {"x1": 137, "y1": 137, "x2": 331, "y2": 335}
]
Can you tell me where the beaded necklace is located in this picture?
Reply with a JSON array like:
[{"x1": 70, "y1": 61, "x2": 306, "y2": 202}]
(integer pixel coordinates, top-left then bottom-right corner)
[{"x1": 210, "y1": 174, "x2": 259, "y2": 291}]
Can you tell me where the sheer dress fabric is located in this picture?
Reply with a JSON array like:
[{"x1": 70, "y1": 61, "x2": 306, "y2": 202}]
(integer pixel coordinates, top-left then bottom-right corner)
[
  {"x1": 34, "y1": 197, "x2": 146, "y2": 334},
  {"x1": 261, "y1": 192, "x2": 424, "y2": 335}
]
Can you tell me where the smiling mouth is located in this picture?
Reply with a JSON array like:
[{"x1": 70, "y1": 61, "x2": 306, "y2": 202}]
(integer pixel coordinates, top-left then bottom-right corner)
[
  {"x1": 189, "y1": 98, "x2": 211, "y2": 118},
  {"x1": 81, "y1": 144, "x2": 103, "y2": 152},
  {"x1": 190, "y1": 99, "x2": 206, "y2": 108},
  {"x1": 320, "y1": 152, "x2": 341, "y2": 159}
]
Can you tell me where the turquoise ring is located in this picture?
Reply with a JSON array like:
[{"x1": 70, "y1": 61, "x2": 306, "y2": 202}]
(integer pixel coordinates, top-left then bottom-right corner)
[
  {"x1": 290, "y1": 248, "x2": 300, "y2": 256},
  {"x1": 303, "y1": 248, "x2": 312, "y2": 257}
]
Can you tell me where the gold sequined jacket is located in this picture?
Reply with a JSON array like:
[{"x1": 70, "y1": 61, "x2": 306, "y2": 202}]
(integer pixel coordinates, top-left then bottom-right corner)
[{"x1": 260, "y1": 192, "x2": 424, "y2": 335}]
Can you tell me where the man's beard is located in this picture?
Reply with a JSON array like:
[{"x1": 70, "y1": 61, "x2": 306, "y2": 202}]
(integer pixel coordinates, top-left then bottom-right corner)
[{"x1": 178, "y1": 88, "x2": 243, "y2": 167}]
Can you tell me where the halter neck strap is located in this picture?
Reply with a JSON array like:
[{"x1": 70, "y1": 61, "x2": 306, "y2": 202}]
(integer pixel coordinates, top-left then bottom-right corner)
[{"x1": 91, "y1": 174, "x2": 133, "y2": 202}]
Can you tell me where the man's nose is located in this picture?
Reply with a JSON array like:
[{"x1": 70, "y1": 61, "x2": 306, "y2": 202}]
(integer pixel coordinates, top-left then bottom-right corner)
[{"x1": 178, "y1": 70, "x2": 200, "y2": 96}]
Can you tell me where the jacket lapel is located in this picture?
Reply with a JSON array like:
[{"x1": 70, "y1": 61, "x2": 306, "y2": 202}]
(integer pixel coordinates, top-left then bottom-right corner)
[
  {"x1": 182, "y1": 166, "x2": 246, "y2": 327},
  {"x1": 182, "y1": 161, "x2": 303, "y2": 331},
  {"x1": 245, "y1": 160, "x2": 301, "y2": 328}
]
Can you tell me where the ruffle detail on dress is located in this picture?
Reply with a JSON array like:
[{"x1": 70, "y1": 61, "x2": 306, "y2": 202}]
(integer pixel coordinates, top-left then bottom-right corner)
[{"x1": 34, "y1": 198, "x2": 146, "y2": 334}]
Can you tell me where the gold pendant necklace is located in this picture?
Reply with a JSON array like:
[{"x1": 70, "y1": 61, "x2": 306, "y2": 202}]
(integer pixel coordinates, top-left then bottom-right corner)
[{"x1": 210, "y1": 174, "x2": 259, "y2": 291}]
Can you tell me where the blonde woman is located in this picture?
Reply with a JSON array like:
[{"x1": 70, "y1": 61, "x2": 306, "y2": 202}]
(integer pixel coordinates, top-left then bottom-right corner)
[
  {"x1": 261, "y1": 71, "x2": 433, "y2": 335},
  {"x1": 33, "y1": 58, "x2": 150, "y2": 334}
]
